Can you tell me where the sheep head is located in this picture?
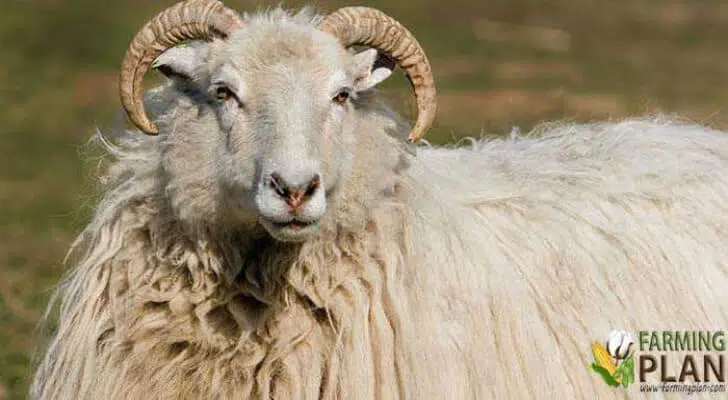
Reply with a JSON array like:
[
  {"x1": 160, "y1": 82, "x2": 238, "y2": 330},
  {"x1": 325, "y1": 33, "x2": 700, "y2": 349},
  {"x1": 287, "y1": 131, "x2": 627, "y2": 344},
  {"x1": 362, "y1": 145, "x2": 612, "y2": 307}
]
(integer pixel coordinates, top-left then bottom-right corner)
[{"x1": 118, "y1": 0, "x2": 436, "y2": 242}]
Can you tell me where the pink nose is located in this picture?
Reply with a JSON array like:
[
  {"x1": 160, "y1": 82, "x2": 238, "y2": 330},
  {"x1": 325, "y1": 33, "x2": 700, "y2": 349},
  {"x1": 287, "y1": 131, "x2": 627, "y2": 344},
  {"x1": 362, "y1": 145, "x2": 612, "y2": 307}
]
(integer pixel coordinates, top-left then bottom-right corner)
[{"x1": 268, "y1": 172, "x2": 321, "y2": 211}]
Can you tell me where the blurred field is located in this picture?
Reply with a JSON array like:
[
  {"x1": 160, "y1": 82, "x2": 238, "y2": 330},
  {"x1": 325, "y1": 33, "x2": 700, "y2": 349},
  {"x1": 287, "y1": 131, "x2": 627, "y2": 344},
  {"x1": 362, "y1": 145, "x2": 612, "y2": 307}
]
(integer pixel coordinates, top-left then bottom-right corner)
[{"x1": 3, "y1": 0, "x2": 728, "y2": 397}]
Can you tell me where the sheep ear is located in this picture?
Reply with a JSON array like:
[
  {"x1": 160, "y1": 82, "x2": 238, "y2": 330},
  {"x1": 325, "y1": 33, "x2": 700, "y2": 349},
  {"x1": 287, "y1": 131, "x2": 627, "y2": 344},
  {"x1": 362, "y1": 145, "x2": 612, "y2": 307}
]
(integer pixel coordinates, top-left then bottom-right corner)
[
  {"x1": 352, "y1": 48, "x2": 394, "y2": 91},
  {"x1": 152, "y1": 41, "x2": 207, "y2": 83}
]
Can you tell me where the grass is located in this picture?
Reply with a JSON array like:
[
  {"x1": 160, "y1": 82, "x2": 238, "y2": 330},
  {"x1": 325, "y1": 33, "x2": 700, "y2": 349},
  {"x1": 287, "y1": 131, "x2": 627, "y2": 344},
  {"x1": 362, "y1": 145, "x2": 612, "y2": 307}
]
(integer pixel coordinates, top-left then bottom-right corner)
[{"x1": 3, "y1": 0, "x2": 728, "y2": 397}]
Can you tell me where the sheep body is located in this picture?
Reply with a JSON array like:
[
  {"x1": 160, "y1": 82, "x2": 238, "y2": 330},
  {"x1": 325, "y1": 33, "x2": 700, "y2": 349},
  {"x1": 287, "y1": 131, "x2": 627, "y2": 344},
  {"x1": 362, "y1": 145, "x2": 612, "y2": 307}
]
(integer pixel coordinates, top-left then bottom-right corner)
[{"x1": 32, "y1": 6, "x2": 728, "y2": 400}]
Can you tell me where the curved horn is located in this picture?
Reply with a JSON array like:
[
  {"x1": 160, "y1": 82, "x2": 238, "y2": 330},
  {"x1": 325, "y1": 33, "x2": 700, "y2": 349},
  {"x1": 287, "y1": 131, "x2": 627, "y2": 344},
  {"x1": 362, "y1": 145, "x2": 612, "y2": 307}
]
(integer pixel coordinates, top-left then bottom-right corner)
[
  {"x1": 318, "y1": 7, "x2": 437, "y2": 143},
  {"x1": 119, "y1": 0, "x2": 243, "y2": 135}
]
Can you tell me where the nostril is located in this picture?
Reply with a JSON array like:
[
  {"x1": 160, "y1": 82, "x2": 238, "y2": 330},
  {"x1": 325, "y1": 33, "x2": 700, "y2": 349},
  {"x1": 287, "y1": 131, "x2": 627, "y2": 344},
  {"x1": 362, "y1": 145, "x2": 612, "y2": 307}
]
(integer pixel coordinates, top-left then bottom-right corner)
[
  {"x1": 269, "y1": 172, "x2": 289, "y2": 198},
  {"x1": 304, "y1": 174, "x2": 321, "y2": 198}
]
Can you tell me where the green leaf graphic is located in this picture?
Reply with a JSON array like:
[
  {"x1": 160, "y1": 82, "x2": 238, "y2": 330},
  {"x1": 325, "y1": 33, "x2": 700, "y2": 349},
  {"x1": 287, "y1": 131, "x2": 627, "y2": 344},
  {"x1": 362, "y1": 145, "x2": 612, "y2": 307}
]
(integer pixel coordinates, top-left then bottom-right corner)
[
  {"x1": 590, "y1": 363, "x2": 620, "y2": 387},
  {"x1": 615, "y1": 356, "x2": 635, "y2": 388}
]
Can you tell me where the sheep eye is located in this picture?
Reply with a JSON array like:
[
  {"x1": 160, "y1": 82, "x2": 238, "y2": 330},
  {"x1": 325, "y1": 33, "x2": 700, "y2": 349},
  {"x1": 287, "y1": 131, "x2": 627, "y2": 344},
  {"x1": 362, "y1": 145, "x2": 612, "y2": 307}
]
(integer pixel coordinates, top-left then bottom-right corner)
[
  {"x1": 215, "y1": 86, "x2": 233, "y2": 103},
  {"x1": 332, "y1": 91, "x2": 349, "y2": 104}
]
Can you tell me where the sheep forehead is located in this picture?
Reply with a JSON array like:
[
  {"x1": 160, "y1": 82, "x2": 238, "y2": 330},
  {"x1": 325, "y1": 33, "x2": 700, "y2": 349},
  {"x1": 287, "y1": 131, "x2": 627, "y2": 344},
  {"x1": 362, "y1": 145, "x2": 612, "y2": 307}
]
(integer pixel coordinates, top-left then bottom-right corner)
[
  {"x1": 257, "y1": 66, "x2": 344, "y2": 103},
  {"x1": 210, "y1": 10, "x2": 349, "y2": 92},
  {"x1": 225, "y1": 10, "x2": 345, "y2": 69}
]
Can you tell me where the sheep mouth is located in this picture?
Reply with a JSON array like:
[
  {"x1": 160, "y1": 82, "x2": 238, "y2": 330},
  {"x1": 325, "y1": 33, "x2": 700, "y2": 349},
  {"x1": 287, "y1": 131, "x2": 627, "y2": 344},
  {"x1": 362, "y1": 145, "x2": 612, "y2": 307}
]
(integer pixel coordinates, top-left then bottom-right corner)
[
  {"x1": 271, "y1": 219, "x2": 317, "y2": 230},
  {"x1": 259, "y1": 217, "x2": 321, "y2": 242}
]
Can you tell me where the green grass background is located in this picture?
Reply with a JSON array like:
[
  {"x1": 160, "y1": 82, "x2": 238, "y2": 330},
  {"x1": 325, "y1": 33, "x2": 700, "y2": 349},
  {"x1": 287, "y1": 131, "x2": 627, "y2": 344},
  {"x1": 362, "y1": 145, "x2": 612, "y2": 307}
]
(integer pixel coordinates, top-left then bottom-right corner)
[{"x1": 3, "y1": 0, "x2": 728, "y2": 397}]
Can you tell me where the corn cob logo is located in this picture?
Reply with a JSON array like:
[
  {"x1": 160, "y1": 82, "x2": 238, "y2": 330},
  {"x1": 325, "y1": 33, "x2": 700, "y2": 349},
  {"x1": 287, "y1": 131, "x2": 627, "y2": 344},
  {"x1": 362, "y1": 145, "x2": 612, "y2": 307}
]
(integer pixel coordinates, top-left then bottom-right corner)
[{"x1": 590, "y1": 330, "x2": 635, "y2": 388}]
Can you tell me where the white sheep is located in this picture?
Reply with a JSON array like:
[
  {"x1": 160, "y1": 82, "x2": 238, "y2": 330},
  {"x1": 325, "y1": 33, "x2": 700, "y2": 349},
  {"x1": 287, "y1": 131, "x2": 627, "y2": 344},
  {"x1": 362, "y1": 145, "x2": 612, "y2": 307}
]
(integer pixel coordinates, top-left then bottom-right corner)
[{"x1": 31, "y1": 0, "x2": 728, "y2": 399}]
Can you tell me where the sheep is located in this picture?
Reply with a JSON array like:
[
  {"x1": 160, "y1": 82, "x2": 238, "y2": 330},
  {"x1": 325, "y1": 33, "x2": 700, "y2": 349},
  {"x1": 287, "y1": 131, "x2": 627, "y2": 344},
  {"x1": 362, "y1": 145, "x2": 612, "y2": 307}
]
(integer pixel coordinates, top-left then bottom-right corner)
[{"x1": 31, "y1": 0, "x2": 728, "y2": 399}]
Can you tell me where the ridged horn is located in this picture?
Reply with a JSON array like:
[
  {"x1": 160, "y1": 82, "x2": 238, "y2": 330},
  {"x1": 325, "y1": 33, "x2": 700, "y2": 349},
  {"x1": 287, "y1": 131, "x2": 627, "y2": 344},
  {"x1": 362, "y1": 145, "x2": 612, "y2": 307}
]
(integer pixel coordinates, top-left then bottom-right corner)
[
  {"x1": 318, "y1": 7, "x2": 437, "y2": 142},
  {"x1": 119, "y1": 0, "x2": 243, "y2": 135}
]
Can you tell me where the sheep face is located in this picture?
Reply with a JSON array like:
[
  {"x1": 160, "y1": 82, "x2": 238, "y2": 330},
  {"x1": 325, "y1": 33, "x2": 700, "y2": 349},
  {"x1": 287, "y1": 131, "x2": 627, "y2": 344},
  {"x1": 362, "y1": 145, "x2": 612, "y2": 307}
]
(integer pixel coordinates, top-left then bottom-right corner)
[{"x1": 153, "y1": 15, "x2": 393, "y2": 242}]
